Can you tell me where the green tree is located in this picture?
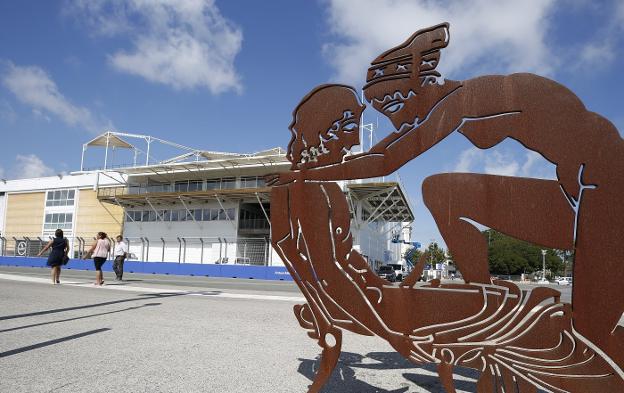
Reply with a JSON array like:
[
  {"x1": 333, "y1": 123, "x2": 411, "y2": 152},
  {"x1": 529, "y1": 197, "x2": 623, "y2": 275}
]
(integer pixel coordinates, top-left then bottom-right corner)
[
  {"x1": 483, "y1": 229, "x2": 563, "y2": 276},
  {"x1": 405, "y1": 247, "x2": 423, "y2": 266},
  {"x1": 426, "y1": 242, "x2": 446, "y2": 265}
]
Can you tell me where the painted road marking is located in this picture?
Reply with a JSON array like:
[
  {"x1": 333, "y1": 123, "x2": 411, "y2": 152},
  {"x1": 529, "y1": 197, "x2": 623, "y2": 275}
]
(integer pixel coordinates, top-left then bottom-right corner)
[{"x1": 0, "y1": 273, "x2": 305, "y2": 302}]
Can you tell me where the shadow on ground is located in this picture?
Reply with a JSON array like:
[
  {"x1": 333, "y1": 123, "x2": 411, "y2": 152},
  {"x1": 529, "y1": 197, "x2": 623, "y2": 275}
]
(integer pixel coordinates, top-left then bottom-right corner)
[{"x1": 299, "y1": 351, "x2": 479, "y2": 392}]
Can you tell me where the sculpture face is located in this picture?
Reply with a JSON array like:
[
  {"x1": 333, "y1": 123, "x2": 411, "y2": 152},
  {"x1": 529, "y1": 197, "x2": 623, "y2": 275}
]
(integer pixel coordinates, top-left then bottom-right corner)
[
  {"x1": 363, "y1": 23, "x2": 450, "y2": 130},
  {"x1": 366, "y1": 78, "x2": 420, "y2": 131},
  {"x1": 288, "y1": 85, "x2": 365, "y2": 169}
]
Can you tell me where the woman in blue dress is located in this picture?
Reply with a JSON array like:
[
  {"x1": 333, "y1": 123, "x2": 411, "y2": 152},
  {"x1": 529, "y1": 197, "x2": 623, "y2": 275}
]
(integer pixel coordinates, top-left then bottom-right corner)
[{"x1": 37, "y1": 229, "x2": 69, "y2": 284}]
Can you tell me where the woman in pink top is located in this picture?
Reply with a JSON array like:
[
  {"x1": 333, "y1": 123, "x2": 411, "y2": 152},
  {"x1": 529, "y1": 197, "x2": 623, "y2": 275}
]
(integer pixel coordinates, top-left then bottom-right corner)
[{"x1": 84, "y1": 232, "x2": 110, "y2": 286}]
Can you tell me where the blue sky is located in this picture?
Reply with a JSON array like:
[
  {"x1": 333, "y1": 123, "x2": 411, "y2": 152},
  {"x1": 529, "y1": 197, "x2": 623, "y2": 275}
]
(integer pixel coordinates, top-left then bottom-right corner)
[{"x1": 0, "y1": 0, "x2": 622, "y2": 247}]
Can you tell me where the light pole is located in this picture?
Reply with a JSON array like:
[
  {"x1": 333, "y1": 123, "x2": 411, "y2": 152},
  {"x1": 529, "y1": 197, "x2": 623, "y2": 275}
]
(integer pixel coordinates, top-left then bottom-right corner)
[{"x1": 541, "y1": 249, "x2": 547, "y2": 281}]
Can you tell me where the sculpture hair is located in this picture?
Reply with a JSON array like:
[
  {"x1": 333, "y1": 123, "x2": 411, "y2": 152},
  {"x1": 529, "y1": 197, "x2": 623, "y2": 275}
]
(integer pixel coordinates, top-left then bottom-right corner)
[{"x1": 287, "y1": 84, "x2": 365, "y2": 169}]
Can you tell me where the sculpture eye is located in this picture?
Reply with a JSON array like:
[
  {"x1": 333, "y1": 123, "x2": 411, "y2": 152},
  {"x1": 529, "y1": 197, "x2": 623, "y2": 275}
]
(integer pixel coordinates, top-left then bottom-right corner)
[
  {"x1": 342, "y1": 122, "x2": 358, "y2": 132},
  {"x1": 384, "y1": 102, "x2": 404, "y2": 114}
]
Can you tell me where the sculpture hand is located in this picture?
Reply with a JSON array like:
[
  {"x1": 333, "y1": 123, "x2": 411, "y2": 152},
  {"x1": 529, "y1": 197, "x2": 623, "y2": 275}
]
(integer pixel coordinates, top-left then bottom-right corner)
[
  {"x1": 265, "y1": 171, "x2": 300, "y2": 186},
  {"x1": 387, "y1": 333, "x2": 427, "y2": 364}
]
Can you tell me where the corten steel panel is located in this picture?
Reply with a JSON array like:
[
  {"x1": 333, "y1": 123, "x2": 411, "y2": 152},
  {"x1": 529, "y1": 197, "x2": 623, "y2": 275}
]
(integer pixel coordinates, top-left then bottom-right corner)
[{"x1": 267, "y1": 23, "x2": 624, "y2": 393}]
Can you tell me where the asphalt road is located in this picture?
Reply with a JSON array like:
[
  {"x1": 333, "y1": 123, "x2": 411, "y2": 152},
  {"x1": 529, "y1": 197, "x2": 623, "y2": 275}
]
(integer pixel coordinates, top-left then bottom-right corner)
[{"x1": 0, "y1": 266, "x2": 580, "y2": 392}]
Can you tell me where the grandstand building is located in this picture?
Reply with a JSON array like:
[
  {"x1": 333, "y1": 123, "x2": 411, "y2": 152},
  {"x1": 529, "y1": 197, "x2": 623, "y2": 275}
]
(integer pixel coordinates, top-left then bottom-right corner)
[{"x1": 0, "y1": 132, "x2": 414, "y2": 270}]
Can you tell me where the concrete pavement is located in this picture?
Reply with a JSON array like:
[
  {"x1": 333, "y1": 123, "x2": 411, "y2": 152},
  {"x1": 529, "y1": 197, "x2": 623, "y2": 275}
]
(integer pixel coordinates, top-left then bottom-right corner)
[
  {"x1": 2, "y1": 266, "x2": 592, "y2": 392},
  {"x1": 0, "y1": 266, "x2": 483, "y2": 392}
]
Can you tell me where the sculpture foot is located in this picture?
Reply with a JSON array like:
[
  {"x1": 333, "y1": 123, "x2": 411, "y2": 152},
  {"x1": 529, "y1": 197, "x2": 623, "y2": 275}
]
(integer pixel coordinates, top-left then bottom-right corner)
[
  {"x1": 437, "y1": 361, "x2": 456, "y2": 393},
  {"x1": 308, "y1": 327, "x2": 342, "y2": 393}
]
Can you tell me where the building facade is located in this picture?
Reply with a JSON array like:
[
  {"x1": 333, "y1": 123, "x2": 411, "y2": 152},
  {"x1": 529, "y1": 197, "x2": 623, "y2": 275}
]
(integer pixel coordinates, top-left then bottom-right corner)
[{"x1": 0, "y1": 132, "x2": 414, "y2": 269}]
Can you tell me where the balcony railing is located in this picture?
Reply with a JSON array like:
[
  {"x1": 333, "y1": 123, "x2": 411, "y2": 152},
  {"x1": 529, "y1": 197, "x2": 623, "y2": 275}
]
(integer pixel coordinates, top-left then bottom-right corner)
[{"x1": 98, "y1": 176, "x2": 267, "y2": 199}]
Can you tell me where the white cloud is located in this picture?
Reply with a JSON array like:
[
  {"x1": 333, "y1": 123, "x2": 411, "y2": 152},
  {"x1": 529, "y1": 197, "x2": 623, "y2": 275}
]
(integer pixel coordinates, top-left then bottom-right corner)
[
  {"x1": 453, "y1": 147, "x2": 483, "y2": 172},
  {"x1": 484, "y1": 151, "x2": 520, "y2": 176},
  {"x1": 578, "y1": 43, "x2": 616, "y2": 68},
  {"x1": 520, "y1": 151, "x2": 543, "y2": 177},
  {"x1": 575, "y1": 1, "x2": 624, "y2": 69},
  {"x1": 67, "y1": 0, "x2": 243, "y2": 93},
  {"x1": 12, "y1": 154, "x2": 55, "y2": 179},
  {"x1": 1, "y1": 62, "x2": 111, "y2": 133},
  {"x1": 0, "y1": 99, "x2": 17, "y2": 123},
  {"x1": 321, "y1": 0, "x2": 558, "y2": 85},
  {"x1": 452, "y1": 147, "x2": 555, "y2": 179}
]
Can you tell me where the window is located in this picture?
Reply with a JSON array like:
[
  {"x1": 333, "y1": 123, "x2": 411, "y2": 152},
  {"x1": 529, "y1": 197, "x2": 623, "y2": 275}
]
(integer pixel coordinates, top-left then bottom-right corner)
[
  {"x1": 44, "y1": 213, "x2": 73, "y2": 231},
  {"x1": 215, "y1": 208, "x2": 236, "y2": 220},
  {"x1": 175, "y1": 181, "x2": 189, "y2": 192},
  {"x1": 188, "y1": 181, "x2": 203, "y2": 192},
  {"x1": 174, "y1": 181, "x2": 203, "y2": 192},
  {"x1": 240, "y1": 176, "x2": 258, "y2": 188},
  {"x1": 240, "y1": 176, "x2": 265, "y2": 188},
  {"x1": 46, "y1": 189, "x2": 75, "y2": 206},
  {"x1": 147, "y1": 183, "x2": 170, "y2": 193},
  {"x1": 206, "y1": 179, "x2": 220, "y2": 190},
  {"x1": 221, "y1": 177, "x2": 236, "y2": 189}
]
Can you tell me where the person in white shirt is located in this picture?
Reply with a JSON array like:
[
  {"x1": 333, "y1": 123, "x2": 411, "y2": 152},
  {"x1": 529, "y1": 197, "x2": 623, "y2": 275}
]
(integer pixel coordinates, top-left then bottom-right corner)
[{"x1": 113, "y1": 235, "x2": 128, "y2": 281}]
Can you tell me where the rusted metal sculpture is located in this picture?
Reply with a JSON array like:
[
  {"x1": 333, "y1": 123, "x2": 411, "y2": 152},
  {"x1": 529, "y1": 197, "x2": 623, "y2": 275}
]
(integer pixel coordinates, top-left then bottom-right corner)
[{"x1": 268, "y1": 23, "x2": 624, "y2": 392}]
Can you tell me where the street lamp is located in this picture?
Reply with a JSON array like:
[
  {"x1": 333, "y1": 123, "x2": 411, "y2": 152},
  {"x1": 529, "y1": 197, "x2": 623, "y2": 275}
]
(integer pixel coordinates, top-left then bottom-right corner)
[{"x1": 541, "y1": 249, "x2": 547, "y2": 281}]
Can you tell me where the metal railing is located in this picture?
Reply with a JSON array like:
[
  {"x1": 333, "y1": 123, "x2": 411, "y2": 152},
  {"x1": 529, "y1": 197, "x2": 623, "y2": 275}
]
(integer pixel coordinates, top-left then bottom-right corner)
[
  {"x1": 0, "y1": 235, "x2": 271, "y2": 266},
  {"x1": 124, "y1": 236, "x2": 269, "y2": 265},
  {"x1": 97, "y1": 177, "x2": 267, "y2": 199},
  {"x1": 0, "y1": 236, "x2": 87, "y2": 259}
]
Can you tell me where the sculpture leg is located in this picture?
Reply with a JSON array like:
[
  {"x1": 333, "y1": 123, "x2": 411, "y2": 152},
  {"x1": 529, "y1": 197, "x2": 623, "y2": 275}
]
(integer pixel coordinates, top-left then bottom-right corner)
[
  {"x1": 475, "y1": 370, "x2": 496, "y2": 393},
  {"x1": 308, "y1": 327, "x2": 342, "y2": 393},
  {"x1": 401, "y1": 251, "x2": 428, "y2": 288},
  {"x1": 293, "y1": 303, "x2": 343, "y2": 393},
  {"x1": 423, "y1": 174, "x2": 574, "y2": 284},
  {"x1": 573, "y1": 186, "x2": 624, "y2": 367},
  {"x1": 437, "y1": 361, "x2": 456, "y2": 393}
]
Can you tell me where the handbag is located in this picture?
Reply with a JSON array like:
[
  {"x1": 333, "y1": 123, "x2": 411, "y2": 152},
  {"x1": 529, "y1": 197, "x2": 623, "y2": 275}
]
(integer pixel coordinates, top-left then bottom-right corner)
[{"x1": 62, "y1": 255, "x2": 70, "y2": 265}]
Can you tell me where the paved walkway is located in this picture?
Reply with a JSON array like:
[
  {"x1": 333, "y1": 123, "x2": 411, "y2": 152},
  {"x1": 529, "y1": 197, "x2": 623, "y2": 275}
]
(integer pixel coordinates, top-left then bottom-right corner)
[{"x1": 0, "y1": 266, "x2": 478, "y2": 393}]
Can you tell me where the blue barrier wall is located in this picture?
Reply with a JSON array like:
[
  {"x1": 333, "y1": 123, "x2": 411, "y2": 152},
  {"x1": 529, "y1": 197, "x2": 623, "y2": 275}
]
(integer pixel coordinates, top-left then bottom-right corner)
[{"x1": 0, "y1": 257, "x2": 293, "y2": 281}]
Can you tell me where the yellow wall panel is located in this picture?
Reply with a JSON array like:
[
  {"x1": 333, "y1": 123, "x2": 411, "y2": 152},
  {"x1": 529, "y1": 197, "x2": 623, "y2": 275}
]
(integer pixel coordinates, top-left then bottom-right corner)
[
  {"x1": 75, "y1": 189, "x2": 124, "y2": 239},
  {"x1": 4, "y1": 192, "x2": 45, "y2": 237}
]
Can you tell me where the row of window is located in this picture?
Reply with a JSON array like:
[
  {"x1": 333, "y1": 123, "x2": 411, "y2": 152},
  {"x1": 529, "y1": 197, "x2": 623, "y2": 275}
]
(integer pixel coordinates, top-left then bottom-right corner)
[
  {"x1": 126, "y1": 176, "x2": 266, "y2": 194},
  {"x1": 126, "y1": 208, "x2": 236, "y2": 223},
  {"x1": 46, "y1": 190, "x2": 75, "y2": 206},
  {"x1": 43, "y1": 213, "x2": 73, "y2": 231}
]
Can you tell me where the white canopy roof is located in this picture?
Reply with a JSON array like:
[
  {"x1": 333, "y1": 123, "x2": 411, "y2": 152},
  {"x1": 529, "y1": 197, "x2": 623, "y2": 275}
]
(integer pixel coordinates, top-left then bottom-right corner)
[{"x1": 85, "y1": 133, "x2": 134, "y2": 149}]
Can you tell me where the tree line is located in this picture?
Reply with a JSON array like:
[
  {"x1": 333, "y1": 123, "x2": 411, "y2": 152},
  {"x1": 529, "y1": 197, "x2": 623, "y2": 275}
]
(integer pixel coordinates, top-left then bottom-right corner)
[{"x1": 405, "y1": 229, "x2": 573, "y2": 277}]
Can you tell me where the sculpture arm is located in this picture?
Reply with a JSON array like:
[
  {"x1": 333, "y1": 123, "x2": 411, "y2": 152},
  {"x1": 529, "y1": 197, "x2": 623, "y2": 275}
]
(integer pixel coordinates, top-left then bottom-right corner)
[{"x1": 299, "y1": 91, "x2": 464, "y2": 182}]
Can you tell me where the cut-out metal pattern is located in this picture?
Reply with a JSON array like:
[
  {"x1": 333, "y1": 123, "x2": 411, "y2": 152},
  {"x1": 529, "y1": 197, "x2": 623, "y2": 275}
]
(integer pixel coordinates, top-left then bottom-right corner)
[{"x1": 268, "y1": 23, "x2": 624, "y2": 392}]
